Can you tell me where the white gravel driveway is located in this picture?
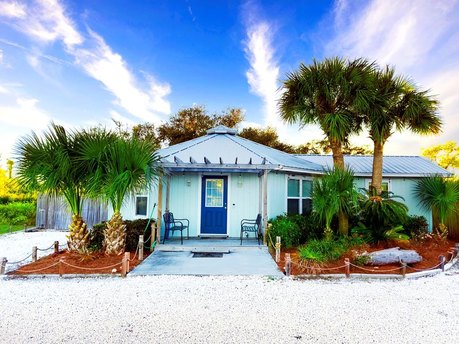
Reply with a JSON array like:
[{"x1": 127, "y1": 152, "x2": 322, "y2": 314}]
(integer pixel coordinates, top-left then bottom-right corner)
[
  {"x1": 1, "y1": 231, "x2": 458, "y2": 343},
  {"x1": 0, "y1": 269, "x2": 458, "y2": 344}
]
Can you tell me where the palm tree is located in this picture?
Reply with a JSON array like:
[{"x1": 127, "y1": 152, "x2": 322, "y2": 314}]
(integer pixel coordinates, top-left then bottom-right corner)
[
  {"x1": 280, "y1": 57, "x2": 375, "y2": 234},
  {"x1": 15, "y1": 124, "x2": 90, "y2": 251},
  {"x1": 414, "y1": 176, "x2": 459, "y2": 238},
  {"x1": 80, "y1": 133, "x2": 161, "y2": 255},
  {"x1": 366, "y1": 66, "x2": 441, "y2": 194},
  {"x1": 279, "y1": 57, "x2": 375, "y2": 168},
  {"x1": 312, "y1": 168, "x2": 358, "y2": 237}
]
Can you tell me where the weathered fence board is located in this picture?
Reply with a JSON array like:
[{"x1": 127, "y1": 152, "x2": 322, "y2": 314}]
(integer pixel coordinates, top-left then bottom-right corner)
[
  {"x1": 36, "y1": 194, "x2": 109, "y2": 230},
  {"x1": 433, "y1": 204, "x2": 459, "y2": 240}
]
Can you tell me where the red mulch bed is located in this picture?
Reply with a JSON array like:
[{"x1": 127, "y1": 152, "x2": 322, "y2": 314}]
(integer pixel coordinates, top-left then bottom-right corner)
[
  {"x1": 272, "y1": 238, "x2": 457, "y2": 276},
  {"x1": 10, "y1": 250, "x2": 151, "y2": 275}
]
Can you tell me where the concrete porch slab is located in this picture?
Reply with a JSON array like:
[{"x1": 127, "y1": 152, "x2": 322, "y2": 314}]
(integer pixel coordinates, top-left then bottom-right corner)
[{"x1": 129, "y1": 245, "x2": 283, "y2": 277}]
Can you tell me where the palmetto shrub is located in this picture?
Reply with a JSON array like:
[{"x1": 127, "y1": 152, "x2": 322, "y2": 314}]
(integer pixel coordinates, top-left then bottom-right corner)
[{"x1": 298, "y1": 236, "x2": 366, "y2": 263}]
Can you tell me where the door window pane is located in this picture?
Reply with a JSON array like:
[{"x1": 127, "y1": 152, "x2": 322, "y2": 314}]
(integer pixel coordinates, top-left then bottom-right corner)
[
  {"x1": 205, "y1": 179, "x2": 224, "y2": 207},
  {"x1": 287, "y1": 199, "x2": 299, "y2": 215},
  {"x1": 288, "y1": 179, "x2": 300, "y2": 197},
  {"x1": 135, "y1": 196, "x2": 147, "y2": 216}
]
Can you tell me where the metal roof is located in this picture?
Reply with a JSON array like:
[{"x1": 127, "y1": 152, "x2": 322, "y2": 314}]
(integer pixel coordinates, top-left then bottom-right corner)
[
  {"x1": 158, "y1": 125, "x2": 324, "y2": 173},
  {"x1": 295, "y1": 155, "x2": 452, "y2": 177}
]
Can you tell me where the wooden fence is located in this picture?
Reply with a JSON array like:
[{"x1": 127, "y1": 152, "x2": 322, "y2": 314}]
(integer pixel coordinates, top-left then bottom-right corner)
[
  {"x1": 36, "y1": 194, "x2": 109, "y2": 230},
  {"x1": 433, "y1": 203, "x2": 459, "y2": 240}
]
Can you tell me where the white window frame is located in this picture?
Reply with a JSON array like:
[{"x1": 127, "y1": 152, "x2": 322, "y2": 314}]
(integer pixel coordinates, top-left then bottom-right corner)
[
  {"x1": 366, "y1": 179, "x2": 392, "y2": 193},
  {"x1": 286, "y1": 176, "x2": 313, "y2": 215},
  {"x1": 135, "y1": 194, "x2": 149, "y2": 217}
]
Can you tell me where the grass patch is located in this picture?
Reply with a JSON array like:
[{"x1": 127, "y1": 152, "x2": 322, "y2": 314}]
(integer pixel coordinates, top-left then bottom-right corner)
[
  {"x1": 298, "y1": 236, "x2": 366, "y2": 263},
  {"x1": 0, "y1": 224, "x2": 24, "y2": 235}
]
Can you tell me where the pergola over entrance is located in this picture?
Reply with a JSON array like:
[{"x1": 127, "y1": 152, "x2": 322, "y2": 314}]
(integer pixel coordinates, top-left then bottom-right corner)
[{"x1": 153, "y1": 125, "x2": 324, "y2": 244}]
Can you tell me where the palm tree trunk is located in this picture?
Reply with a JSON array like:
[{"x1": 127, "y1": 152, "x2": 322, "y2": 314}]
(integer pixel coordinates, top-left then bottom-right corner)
[
  {"x1": 67, "y1": 215, "x2": 89, "y2": 252},
  {"x1": 371, "y1": 141, "x2": 384, "y2": 195},
  {"x1": 329, "y1": 139, "x2": 348, "y2": 235},
  {"x1": 104, "y1": 212, "x2": 127, "y2": 255},
  {"x1": 338, "y1": 212, "x2": 349, "y2": 236},
  {"x1": 329, "y1": 138, "x2": 345, "y2": 169}
]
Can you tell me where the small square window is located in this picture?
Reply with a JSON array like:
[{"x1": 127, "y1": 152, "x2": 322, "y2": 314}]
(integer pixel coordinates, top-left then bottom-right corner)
[
  {"x1": 302, "y1": 180, "x2": 312, "y2": 197},
  {"x1": 135, "y1": 196, "x2": 148, "y2": 216}
]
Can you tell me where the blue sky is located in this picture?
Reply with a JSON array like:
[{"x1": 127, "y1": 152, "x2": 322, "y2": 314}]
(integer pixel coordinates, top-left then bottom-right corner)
[{"x1": 1, "y1": 0, "x2": 459, "y2": 164}]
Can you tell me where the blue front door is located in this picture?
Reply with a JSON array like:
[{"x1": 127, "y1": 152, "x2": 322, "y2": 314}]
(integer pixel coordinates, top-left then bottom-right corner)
[{"x1": 200, "y1": 176, "x2": 228, "y2": 235}]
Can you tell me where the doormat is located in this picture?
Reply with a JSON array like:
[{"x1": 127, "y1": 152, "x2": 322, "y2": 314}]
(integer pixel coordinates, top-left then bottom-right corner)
[{"x1": 192, "y1": 252, "x2": 224, "y2": 258}]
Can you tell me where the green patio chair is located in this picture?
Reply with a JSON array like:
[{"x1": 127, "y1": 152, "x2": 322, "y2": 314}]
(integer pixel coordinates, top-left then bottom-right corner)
[
  {"x1": 240, "y1": 214, "x2": 262, "y2": 245},
  {"x1": 163, "y1": 211, "x2": 190, "y2": 245}
]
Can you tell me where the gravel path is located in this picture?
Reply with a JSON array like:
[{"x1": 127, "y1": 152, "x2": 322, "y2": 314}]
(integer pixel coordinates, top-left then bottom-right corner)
[
  {"x1": 0, "y1": 231, "x2": 68, "y2": 272},
  {"x1": 1, "y1": 232, "x2": 458, "y2": 343},
  {"x1": 1, "y1": 269, "x2": 458, "y2": 344}
]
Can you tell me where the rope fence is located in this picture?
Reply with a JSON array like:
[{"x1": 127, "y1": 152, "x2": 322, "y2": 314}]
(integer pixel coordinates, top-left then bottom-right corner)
[
  {"x1": 1, "y1": 235, "x2": 148, "y2": 277},
  {"x1": 280, "y1": 243, "x2": 459, "y2": 278}
]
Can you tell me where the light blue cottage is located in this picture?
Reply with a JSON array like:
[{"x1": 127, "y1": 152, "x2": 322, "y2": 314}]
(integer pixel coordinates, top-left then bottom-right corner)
[{"x1": 119, "y1": 125, "x2": 450, "y2": 243}]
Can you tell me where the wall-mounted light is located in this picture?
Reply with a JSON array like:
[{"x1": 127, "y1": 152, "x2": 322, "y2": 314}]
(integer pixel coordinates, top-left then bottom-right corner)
[
  {"x1": 186, "y1": 179, "x2": 191, "y2": 187},
  {"x1": 237, "y1": 173, "x2": 243, "y2": 187}
]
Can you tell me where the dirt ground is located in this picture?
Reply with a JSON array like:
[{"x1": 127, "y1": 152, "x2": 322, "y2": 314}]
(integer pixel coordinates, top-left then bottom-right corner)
[
  {"x1": 10, "y1": 249, "x2": 151, "y2": 275},
  {"x1": 272, "y1": 238, "x2": 457, "y2": 276}
]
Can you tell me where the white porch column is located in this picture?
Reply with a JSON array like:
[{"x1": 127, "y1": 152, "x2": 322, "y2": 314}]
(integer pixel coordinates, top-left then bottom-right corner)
[
  {"x1": 165, "y1": 175, "x2": 171, "y2": 212},
  {"x1": 262, "y1": 169, "x2": 269, "y2": 245},
  {"x1": 156, "y1": 174, "x2": 164, "y2": 244}
]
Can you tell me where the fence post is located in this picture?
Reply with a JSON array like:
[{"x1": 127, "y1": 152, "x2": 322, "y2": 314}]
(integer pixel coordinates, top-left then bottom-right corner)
[
  {"x1": 0, "y1": 257, "x2": 7, "y2": 275},
  {"x1": 58, "y1": 259, "x2": 64, "y2": 277},
  {"x1": 439, "y1": 255, "x2": 445, "y2": 272},
  {"x1": 54, "y1": 241, "x2": 59, "y2": 254},
  {"x1": 344, "y1": 258, "x2": 350, "y2": 278},
  {"x1": 139, "y1": 235, "x2": 144, "y2": 261},
  {"x1": 285, "y1": 253, "x2": 291, "y2": 277},
  {"x1": 121, "y1": 254, "x2": 128, "y2": 278},
  {"x1": 275, "y1": 236, "x2": 281, "y2": 263},
  {"x1": 32, "y1": 246, "x2": 37, "y2": 262},
  {"x1": 401, "y1": 261, "x2": 406, "y2": 278}
]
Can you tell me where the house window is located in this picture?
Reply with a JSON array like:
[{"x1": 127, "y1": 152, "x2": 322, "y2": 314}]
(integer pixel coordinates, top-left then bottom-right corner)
[
  {"x1": 287, "y1": 178, "x2": 313, "y2": 215},
  {"x1": 368, "y1": 181, "x2": 390, "y2": 192},
  {"x1": 135, "y1": 196, "x2": 148, "y2": 216}
]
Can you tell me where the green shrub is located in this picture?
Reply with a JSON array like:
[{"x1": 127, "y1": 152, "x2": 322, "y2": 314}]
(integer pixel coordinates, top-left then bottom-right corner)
[
  {"x1": 355, "y1": 190, "x2": 409, "y2": 243},
  {"x1": 124, "y1": 218, "x2": 154, "y2": 251},
  {"x1": 289, "y1": 213, "x2": 324, "y2": 242},
  {"x1": 90, "y1": 218, "x2": 154, "y2": 252},
  {"x1": 298, "y1": 236, "x2": 366, "y2": 263},
  {"x1": 0, "y1": 202, "x2": 36, "y2": 226},
  {"x1": 89, "y1": 222, "x2": 106, "y2": 251},
  {"x1": 403, "y1": 215, "x2": 429, "y2": 237},
  {"x1": 269, "y1": 215, "x2": 301, "y2": 249}
]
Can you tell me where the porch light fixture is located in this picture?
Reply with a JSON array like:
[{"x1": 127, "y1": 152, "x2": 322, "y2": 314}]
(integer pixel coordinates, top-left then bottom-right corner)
[
  {"x1": 238, "y1": 174, "x2": 243, "y2": 187},
  {"x1": 186, "y1": 179, "x2": 191, "y2": 187}
]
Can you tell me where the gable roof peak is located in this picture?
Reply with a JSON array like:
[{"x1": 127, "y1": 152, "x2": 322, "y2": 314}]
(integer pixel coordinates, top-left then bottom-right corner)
[{"x1": 206, "y1": 125, "x2": 237, "y2": 135}]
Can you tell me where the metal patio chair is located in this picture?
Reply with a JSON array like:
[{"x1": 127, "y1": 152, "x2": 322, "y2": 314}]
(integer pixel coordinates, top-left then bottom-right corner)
[
  {"x1": 240, "y1": 214, "x2": 262, "y2": 245},
  {"x1": 163, "y1": 211, "x2": 190, "y2": 245}
]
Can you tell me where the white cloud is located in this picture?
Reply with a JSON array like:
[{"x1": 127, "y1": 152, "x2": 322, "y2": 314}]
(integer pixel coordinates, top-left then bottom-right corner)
[
  {"x1": 0, "y1": 1, "x2": 26, "y2": 19},
  {"x1": 322, "y1": 0, "x2": 459, "y2": 155},
  {"x1": 0, "y1": 0, "x2": 171, "y2": 124},
  {"x1": 243, "y1": 19, "x2": 280, "y2": 127}
]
